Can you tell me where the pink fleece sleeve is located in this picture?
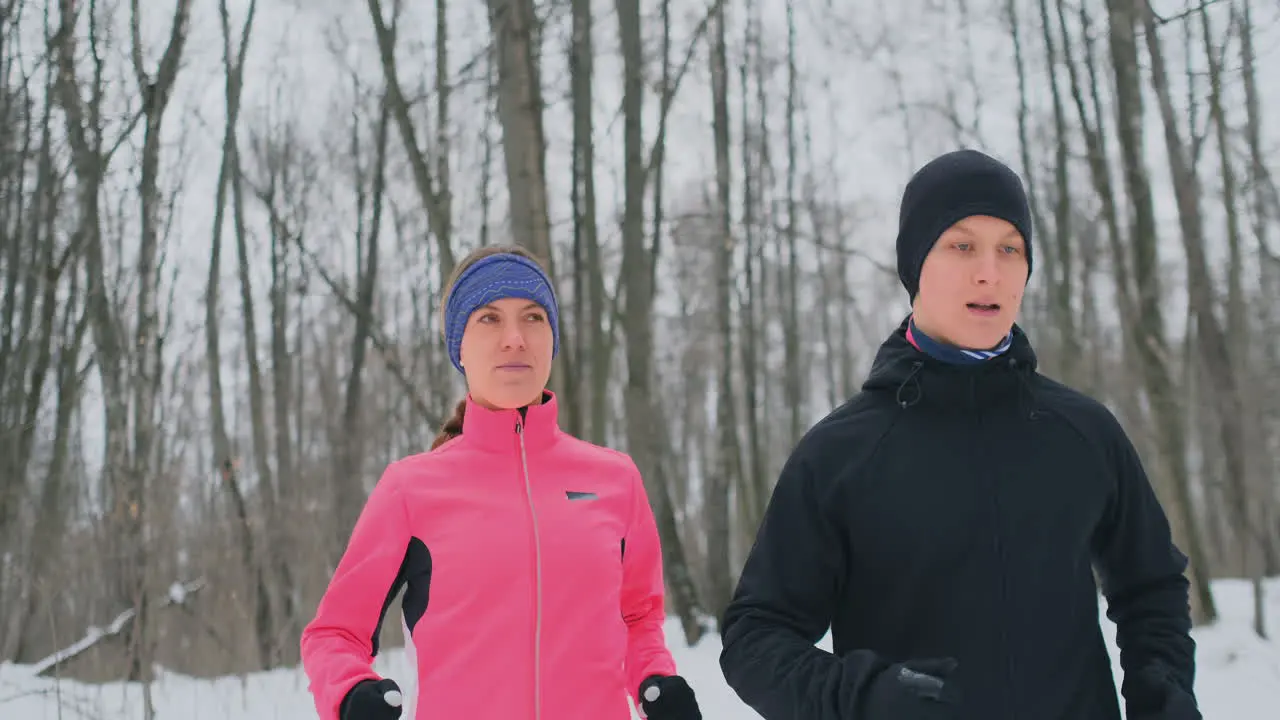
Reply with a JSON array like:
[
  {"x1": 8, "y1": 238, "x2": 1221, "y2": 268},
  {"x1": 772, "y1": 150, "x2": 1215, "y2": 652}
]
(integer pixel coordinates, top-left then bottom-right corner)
[
  {"x1": 300, "y1": 466, "x2": 409, "y2": 720},
  {"x1": 621, "y1": 461, "x2": 678, "y2": 699}
]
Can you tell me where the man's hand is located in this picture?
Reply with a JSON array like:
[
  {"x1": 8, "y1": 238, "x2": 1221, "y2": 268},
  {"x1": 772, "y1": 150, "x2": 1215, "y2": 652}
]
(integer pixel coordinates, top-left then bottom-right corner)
[
  {"x1": 638, "y1": 675, "x2": 701, "y2": 720},
  {"x1": 862, "y1": 657, "x2": 960, "y2": 720},
  {"x1": 340, "y1": 678, "x2": 403, "y2": 720},
  {"x1": 1126, "y1": 664, "x2": 1202, "y2": 720}
]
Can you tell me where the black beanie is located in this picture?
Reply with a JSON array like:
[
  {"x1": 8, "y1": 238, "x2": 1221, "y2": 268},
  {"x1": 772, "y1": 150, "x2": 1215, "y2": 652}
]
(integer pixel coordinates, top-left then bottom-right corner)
[{"x1": 895, "y1": 149, "x2": 1033, "y2": 299}]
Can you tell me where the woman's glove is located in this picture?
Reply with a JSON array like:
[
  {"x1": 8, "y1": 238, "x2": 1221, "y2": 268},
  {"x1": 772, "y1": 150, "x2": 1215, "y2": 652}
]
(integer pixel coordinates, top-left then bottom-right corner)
[
  {"x1": 638, "y1": 675, "x2": 702, "y2": 720},
  {"x1": 340, "y1": 678, "x2": 403, "y2": 720}
]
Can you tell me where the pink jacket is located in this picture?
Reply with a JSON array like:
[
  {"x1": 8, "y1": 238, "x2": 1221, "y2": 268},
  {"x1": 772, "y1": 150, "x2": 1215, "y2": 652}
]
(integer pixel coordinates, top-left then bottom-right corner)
[{"x1": 300, "y1": 392, "x2": 677, "y2": 720}]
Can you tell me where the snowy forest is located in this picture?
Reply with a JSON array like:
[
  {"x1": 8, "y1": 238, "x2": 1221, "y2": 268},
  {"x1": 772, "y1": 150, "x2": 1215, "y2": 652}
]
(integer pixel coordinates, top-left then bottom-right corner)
[{"x1": 0, "y1": 0, "x2": 1277, "y2": 708}]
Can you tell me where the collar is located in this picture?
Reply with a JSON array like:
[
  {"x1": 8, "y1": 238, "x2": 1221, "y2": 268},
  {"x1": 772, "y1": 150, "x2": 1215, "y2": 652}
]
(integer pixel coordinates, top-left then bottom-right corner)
[
  {"x1": 863, "y1": 315, "x2": 1039, "y2": 412},
  {"x1": 459, "y1": 390, "x2": 561, "y2": 452},
  {"x1": 906, "y1": 314, "x2": 1013, "y2": 364}
]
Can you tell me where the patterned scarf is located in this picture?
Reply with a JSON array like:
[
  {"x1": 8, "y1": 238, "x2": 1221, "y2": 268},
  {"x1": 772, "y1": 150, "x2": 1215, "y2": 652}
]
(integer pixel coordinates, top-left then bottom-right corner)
[{"x1": 905, "y1": 314, "x2": 1012, "y2": 365}]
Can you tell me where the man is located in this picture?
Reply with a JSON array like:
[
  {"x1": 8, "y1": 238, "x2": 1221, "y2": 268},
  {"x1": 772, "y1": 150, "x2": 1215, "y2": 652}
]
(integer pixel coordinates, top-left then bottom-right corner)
[{"x1": 718, "y1": 149, "x2": 1199, "y2": 720}]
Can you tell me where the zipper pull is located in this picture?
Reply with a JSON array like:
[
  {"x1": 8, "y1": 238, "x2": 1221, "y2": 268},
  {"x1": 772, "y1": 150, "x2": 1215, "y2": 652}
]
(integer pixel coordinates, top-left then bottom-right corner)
[{"x1": 515, "y1": 419, "x2": 523, "y2": 434}]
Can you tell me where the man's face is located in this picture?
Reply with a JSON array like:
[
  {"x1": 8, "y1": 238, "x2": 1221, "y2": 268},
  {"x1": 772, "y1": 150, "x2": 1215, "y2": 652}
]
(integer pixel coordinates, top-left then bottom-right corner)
[{"x1": 911, "y1": 215, "x2": 1028, "y2": 350}]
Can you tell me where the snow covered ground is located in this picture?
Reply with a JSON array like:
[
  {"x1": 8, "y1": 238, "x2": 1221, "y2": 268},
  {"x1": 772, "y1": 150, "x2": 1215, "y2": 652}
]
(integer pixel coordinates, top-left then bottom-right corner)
[{"x1": 1, "y1": 577, "x2": 1275, "y2": 719}]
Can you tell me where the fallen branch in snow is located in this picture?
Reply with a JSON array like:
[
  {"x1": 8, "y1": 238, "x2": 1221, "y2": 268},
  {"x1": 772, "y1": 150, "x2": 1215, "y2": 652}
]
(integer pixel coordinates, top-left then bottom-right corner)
[
  {"x1": 30, "y1": 578, "x2": 207, "y2": 678},
  {"x1": 0, "y1": 687, "x2": 62, "y2": 704}
]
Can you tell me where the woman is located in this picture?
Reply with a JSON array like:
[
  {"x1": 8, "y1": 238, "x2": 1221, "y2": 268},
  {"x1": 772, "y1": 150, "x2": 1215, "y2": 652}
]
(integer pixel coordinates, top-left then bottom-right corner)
[{"x1": 301, "y1": 246, "x2": 701, "y2": 720}]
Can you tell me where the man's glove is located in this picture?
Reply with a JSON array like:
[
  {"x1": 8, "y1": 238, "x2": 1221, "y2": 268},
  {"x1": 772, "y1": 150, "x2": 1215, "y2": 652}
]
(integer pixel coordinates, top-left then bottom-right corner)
[
  {"x1": 339, "y1": 678, "x2": 404, "y2": 720},
  {"x1": 638, "y1": 674, "x2": 701, "y2": 720},
  {"x1": 861, "y1": 657, "x2": 960, "y2": 720},
  {"x1": 1125, "y1": 664, "x2": 1202, "y2": 720}
]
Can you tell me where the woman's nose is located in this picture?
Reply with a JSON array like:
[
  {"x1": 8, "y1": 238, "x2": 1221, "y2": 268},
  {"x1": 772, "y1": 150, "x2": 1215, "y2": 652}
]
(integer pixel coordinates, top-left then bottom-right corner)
[{"x1": 501, "y1": 323, "x2": 528, "y2": 348}]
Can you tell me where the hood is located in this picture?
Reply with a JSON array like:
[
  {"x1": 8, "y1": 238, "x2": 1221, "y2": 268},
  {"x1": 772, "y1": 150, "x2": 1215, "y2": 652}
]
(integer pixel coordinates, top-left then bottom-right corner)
[{"x1": 862, "y1": 315, "x2": 1039, "y2": 406}]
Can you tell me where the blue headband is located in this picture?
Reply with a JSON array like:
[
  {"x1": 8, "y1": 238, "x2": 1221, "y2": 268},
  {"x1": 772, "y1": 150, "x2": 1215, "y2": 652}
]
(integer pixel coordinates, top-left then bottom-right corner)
[{"x1": 444, "y1": 253, "x2": 559, "y2": 373}]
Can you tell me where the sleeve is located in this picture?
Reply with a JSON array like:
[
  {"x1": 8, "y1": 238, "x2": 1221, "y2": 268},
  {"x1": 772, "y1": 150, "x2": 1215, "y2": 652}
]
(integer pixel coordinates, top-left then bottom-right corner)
[
  {"x1": 620, "y1": 459, "x2": 679, "y2": 700},
  {"x1": 1089, "y1": 415, "x2": 1198, "y2": 713},
  {"x1": 718, "y1": 442, "x2": 892, "y2": 720},
  {"x1": 300, "y1": 465, "x2": 412, "y2": 720}
]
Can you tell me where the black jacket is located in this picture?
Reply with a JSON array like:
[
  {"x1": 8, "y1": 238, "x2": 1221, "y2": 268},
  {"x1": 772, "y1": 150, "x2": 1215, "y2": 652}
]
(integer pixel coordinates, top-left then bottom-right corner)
[{"x1": 719, "y1": 318, "x2": 1198, "y2": 720}]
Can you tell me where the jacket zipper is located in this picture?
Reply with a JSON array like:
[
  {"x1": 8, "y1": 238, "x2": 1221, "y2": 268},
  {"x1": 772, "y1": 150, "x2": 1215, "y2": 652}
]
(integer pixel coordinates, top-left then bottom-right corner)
[
  {"x1": 516, "y1": 420, "x2": 543, "y2": 720},
  {"x1": 971, "y1": 377, "x2": 1015, "y2": 718}
]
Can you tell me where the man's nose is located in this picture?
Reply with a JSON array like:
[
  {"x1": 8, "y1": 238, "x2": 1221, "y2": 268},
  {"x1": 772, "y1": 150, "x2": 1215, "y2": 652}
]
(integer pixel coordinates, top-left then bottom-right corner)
[{"x1": 973, "y1": 250, "x2": 1000, "y2": 284}]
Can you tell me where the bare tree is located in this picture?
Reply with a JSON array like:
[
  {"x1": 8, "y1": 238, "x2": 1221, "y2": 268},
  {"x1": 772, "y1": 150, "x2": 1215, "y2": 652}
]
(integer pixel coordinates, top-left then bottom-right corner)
[
  {"x1": 483, "y1": 0, "x2": 552, "y2": 264},
  {"x1": 1035, "y1": 0, "x2": 1080, "y2": 384},
  {"x1": 781, "y1": 0, "x2": 803, "y2": 444},
  {"x1": 569, "y1": 0, "x2": 607, "y2": 443},
  {"x1": 736, "y1": 0, "x2": 768, "y2": 547},
  {"x1": 51, "y1": 3, "x2": 129, "y2": 676},
  {"x1": 366, "y1": 0, "x2": 455, "y2": 282},
  {"x1": 334, "y1": 88, "x2": 391, "y2": 566},
  {"x1": 705, "y1": 0, "x2": 740, "y2": 623},
  {"x1": 0, "y1": 23, "x2": 84, "y2": 661},
  {"x1": 206, "y1": 0, "x2": 273, "y2": 671},
  {"x1": 1234, "y1": 0, "x2": 1280, "y2": 576},
  {"x1": 1139, "y1": 0, "x2": 1262, "y2": 636},
  {"x1": 617, "y1": 0, "x2": 706, "y2": 645},
  {"x1": 126, "y1": 0, "x2": 193, "y2": 698},
  {"x1": 1103, "y1": 0, "x2": 1215, "y2": 623},
  {"x1": 482, "y1": 0, "x2": 580, "y2": 429}
]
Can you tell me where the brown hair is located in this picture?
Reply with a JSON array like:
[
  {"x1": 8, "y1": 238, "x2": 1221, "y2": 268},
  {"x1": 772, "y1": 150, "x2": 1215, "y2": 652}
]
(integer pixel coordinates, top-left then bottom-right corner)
[{"x1": 429, "y1": 245, "x2": 551, "y2": 451}]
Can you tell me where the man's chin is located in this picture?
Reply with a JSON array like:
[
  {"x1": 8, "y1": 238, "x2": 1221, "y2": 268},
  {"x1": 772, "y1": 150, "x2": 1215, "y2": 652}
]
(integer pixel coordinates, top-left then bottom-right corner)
[{"x1": 952, "y1": 324, "x2": 1012, "y2": 352}]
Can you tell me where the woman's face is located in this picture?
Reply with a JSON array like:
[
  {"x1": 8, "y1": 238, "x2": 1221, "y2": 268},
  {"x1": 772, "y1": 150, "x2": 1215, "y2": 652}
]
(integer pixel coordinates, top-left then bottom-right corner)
[{"x1": 458, "y1": 297, "x2": 554, "y2": 410}]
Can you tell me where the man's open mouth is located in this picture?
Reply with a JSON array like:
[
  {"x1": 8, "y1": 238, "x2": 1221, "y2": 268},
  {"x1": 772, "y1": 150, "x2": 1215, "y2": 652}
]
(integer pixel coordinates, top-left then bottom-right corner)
[{"x1": 967, "y1": 303, "x2": 1000, "y2": 311}]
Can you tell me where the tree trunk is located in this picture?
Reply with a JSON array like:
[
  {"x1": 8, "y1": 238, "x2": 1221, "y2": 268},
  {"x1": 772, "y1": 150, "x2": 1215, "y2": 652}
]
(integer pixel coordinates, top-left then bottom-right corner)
[
  {"x1": 569, "y1": 0, "x2": 606, "y2": 443},
  {"x1": 1103, "y1": 0, "x2": 1215, "y2": 624},
  {"x1": 705, "y1": 0, "x2": 739, "y2": 624},
  {"x1": 736, "y1": 3, "x2": 766, "y2": 541},
  {"x1": 782, "y1": 0, "x2": 803, "y2": 444},
  {"x1": 53, "y1": 0, "x2": 135, "y2": 679},
  {"x1": 484, "y1": 0, "x2": 552, "y2": 262},
  {"x1": 1235, "y1": 0, "x2": 1280, "y2": 577},
  {"x1": 483, "y1": 0, "x2": 575, "y2": 427},
  {"x1": 1035, "y1": 0, "x2": 1078, "y2": 383},
  {"x1": 127, "y1": 0, "x2": 192, "y2": 695},
  {"x1": 335, "y1": 91, "x2": 389, "y2": 562},
  {"x1": 208, "y1": 0, "x2": 273, "y2": 670},
  {"x1": 1140, "y1": 0, "x2": 1257, "y2": 634},
  {"x1": 616, "y1": 0, "x2": 705, "y2": 645},
  {"x1": 366, "y1": 0, "x2": 455, "y2": 282}
]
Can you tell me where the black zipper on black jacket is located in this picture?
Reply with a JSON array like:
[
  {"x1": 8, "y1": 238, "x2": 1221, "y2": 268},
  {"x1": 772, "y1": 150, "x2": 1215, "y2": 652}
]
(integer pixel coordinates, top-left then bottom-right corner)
[{"x1": 973, "y1": 375, "x2": 1016, "y2": 719}]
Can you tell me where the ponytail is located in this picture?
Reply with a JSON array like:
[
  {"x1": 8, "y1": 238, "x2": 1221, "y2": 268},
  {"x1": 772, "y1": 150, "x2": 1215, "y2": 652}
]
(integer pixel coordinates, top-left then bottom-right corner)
[{"x1": 431, "y1": 398, "x2": 467, "y2": 450}]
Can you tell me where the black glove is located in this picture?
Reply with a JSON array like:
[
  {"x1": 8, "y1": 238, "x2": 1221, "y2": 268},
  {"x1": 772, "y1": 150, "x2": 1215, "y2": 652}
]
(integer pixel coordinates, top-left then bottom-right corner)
[
  {"x1": 638, "y1": 674, "x2": 701, "y2": 720},
  {"x1": 1126, "y1": 664, "x2": 1202, "y2": 720},
  {"x1": 340, "y1": 678, "x2": 404, "y2": 720},
  {"x1": 861, "y1": 657, "x2": 960, "y2": 720}
]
